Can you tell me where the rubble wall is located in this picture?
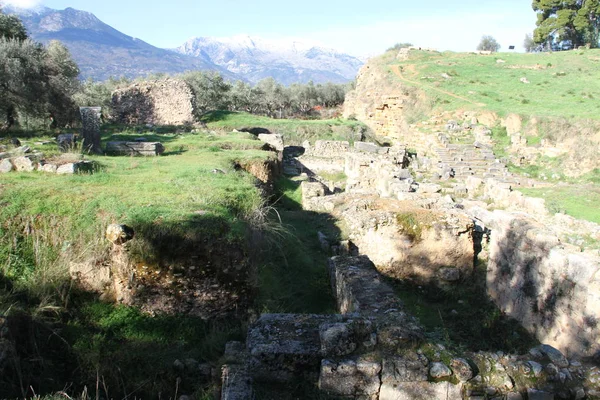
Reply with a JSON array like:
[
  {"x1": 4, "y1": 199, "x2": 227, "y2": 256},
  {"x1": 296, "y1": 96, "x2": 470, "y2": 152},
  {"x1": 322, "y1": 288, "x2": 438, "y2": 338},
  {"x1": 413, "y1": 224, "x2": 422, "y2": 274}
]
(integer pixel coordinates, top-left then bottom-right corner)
[{"x1": 112, "y1": 79, "x2": 196, "y2": 126}]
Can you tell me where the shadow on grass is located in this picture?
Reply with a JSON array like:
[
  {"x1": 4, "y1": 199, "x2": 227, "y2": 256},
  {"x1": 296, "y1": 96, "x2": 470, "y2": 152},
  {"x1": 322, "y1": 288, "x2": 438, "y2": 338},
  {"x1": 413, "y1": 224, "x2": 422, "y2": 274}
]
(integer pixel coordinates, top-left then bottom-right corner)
[{"x1": 200, "y1": 110, "x2": 237, "y2": 123}]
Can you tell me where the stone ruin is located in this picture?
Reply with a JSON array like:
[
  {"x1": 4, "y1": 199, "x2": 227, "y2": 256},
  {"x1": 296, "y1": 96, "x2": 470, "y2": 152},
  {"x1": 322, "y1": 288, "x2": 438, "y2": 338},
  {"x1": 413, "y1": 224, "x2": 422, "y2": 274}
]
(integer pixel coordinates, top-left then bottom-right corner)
[
  {"x1": 80, "y1": 106, "x2": 102, "y2": 154},
  {"x1": 220, "y1": 136, "x2": 600, "y2": 399},
  {"x1": 111, "y1": 79, "x2": 196, "y2": 126}
]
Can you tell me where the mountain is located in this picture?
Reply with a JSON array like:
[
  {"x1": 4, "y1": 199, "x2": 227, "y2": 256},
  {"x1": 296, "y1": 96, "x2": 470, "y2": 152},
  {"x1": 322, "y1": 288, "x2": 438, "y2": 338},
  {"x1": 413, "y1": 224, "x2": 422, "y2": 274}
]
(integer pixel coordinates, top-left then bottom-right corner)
[
  {"x1": 176, "y1": 35, "x2": 363, "y2": 85},
  {"x1": 4, "y1": 6, "x2": 237, "y2": 81}
]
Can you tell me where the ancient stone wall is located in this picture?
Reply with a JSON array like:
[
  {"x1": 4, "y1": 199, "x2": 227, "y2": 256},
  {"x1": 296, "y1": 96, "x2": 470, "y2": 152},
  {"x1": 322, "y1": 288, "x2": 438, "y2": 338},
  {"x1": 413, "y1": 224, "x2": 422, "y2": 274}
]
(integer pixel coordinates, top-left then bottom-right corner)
[
  {"x1": 112, "y1": 79, "x2": 196, "y2": 126},
  {"x1": 472, "y1": 208, "x2": 600, "y2": 357}
]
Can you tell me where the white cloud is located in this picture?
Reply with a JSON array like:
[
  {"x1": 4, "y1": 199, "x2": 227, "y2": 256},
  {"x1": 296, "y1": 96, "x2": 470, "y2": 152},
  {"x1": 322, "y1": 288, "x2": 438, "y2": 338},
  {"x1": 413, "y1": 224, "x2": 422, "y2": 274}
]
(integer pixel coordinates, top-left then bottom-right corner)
[{"x1": 0, "y1": 0, "x2": 43, "y2": 9}]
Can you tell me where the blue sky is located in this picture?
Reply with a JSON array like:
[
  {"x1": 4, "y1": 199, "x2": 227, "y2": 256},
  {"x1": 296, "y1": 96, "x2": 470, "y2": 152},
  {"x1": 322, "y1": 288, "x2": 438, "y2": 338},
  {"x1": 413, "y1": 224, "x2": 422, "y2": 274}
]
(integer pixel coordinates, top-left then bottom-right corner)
[{"x1": 2, "y1": 0, "x2": 536, "y2": 56}]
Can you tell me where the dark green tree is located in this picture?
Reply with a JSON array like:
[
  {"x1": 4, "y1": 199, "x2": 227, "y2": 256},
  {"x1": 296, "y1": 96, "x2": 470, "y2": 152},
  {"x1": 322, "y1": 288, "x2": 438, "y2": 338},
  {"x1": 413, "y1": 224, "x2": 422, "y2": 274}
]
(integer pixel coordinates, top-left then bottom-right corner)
[
  {"x1": 0, "y1": 9, "x2": 27, "y2": 41},
  {"x1": 532, "y1": 0, "x2": 600, "y2": 48}
]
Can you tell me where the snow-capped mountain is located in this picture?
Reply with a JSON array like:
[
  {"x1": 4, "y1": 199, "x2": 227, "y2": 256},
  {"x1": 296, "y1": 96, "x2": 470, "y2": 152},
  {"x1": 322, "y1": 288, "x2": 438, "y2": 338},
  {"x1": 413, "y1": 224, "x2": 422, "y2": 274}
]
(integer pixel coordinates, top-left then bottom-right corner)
[
  {"x1": 3, "y1": 6, "x2": 236, "y2": 81},
  {"x1": 176, "y1": 35, "x2": 363, "y2": 84}
]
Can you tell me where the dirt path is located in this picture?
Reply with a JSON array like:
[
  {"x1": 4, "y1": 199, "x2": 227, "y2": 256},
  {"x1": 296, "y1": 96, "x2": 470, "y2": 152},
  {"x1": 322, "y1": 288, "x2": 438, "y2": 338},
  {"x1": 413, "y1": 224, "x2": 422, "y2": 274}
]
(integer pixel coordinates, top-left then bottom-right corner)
[{"x1": 390, "y1": 64, "x2": 487, "y2": 107}]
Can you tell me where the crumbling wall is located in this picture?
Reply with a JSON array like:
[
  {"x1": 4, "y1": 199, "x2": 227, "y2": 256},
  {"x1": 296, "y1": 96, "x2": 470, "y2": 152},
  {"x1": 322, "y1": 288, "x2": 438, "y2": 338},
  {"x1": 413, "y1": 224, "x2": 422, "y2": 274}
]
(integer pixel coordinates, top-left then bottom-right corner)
[
  {"x1": 112, "y1": 79, "x2": 196, "y2": 126},
  {"x1": 473, "y1": 208, "x2": 600, "y2": 357}
]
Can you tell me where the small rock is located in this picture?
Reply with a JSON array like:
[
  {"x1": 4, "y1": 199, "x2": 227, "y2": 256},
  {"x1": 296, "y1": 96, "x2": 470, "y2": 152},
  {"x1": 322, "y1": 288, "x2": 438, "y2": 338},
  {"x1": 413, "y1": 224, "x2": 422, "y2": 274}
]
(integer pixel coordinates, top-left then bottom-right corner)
[
  {"x1": 520, "y1": 77, "x2": 530, "y2": 84},
  {"x1": 450, "y1": 358, "x2": 473, "y2": 382},
  {"x1": 40, "y1": 163, "x2": 58, "y2": 173},
  {"x1": 0, "y1": 159, "x2": 13, "y2": 173},
  {"x1": 173, "y1": 359, "x2": 185, "y2": 371},
  {"x1": 212, "y1": 168, "x2": 225, "y2": 174},
  {"x1": 527, "y1": 360, "x2": 543, "y2": 377},
  {"x1": 430, "y1": 362, "x2": 452, "y2": 379},
  {"x1": 538, "y1": 344, "x2": 569, "y2": 368},
  {"x1": 106, "y1": 224, "x2": 135, "y2": 245},
  {"x1": 527, "y1": 388, "x2": 554, "y2": 400}
]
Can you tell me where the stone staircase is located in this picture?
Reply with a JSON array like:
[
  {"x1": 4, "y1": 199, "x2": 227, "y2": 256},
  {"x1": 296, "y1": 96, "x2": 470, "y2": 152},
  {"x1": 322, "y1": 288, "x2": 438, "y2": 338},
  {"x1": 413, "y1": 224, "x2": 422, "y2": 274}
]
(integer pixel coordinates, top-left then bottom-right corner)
[{"x1": 435, "y1": 133, "x2": 513, "y2": 182}]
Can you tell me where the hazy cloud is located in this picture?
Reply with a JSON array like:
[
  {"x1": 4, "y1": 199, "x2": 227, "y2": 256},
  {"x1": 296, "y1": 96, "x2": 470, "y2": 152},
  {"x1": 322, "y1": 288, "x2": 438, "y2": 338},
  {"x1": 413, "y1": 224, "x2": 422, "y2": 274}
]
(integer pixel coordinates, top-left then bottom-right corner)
[{"x1": 0, "y1": 0, "x2": 43, "y2": 9}]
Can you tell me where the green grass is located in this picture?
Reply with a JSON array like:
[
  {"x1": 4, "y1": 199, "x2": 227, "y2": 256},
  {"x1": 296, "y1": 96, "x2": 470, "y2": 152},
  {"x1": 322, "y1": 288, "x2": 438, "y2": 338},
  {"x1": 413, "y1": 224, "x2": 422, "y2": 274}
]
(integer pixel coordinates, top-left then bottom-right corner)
[
  {"x1": 390, "y1": 264, "x2": 538, "y2": 354},
  {"x1": 390, "y1": 49, "x2": 600, "y2": 119},
  {"x1": 519, "y1": 184, "x2": 600, "y2": 224},
  {"x1": 0, "y1": 130, "x2": 272, "y2": 398},
  {"x1": 202, "y1": 111, "x2": 369, "y2": 145}
]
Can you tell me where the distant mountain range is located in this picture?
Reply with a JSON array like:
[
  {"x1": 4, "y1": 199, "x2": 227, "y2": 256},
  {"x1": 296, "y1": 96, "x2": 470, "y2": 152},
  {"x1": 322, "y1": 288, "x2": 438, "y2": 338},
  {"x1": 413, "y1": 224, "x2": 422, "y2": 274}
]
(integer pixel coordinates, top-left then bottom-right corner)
[
  {"x1": 176, "y1": 35, "x2": 364, "y2": 85},
  {"x1": 4, "y1": 6, "x2": 363, "y2": 84}
]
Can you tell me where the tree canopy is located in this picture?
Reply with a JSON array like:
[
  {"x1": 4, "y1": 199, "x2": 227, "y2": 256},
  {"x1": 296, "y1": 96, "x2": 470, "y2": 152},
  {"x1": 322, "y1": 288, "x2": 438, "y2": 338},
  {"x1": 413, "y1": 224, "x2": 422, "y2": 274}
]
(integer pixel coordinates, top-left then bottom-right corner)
[
  {"x1": 532, "y1": 0, "x2": 600, "y2": 48},
  {"x1": 476, "y1": 35, "x2": 501, "y2": 52},
  {"x1": 0, "y1": 10, "x2": 80, "y2": 129}
]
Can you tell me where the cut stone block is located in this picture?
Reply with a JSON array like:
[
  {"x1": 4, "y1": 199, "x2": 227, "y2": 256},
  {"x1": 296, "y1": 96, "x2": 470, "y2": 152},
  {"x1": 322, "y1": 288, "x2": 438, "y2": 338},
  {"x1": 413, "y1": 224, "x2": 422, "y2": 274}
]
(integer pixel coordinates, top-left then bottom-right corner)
[{"x1": 105, "y1": 141, "x2": 165, "y2": 156}]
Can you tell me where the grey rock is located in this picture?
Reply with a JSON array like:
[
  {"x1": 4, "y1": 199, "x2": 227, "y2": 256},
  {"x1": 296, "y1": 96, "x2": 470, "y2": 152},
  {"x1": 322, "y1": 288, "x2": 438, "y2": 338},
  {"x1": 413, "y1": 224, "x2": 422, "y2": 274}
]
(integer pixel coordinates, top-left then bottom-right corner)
[
  {"x1": 538, "y1": 345, "x2": 569, "y2": 368},
  {"x1": 221, "y1": 364, "x2": 254, "y2": 400},
  {"x1": 506, "y1": 393, "x2": 523, "y2": 400},
  {"x1": 397, "y1": 169, "x2": 412, "y2": 180},
  {"x1": 429, "y1": 362, "x2": 452, "y2": 379},
  {"x1": 527, "y1": 360, "x2": 543, "y2": 377},
  {"x1": 382, "y1": 353, "x2": 429, "y2": 383},
  {"x1": 319, "y1": 358, "x2": 381, "y2": 397},
  {"x1": 40, "y1": 163, "x2": 58, "y2": 173},
  {"x1": 0, "y1": 159, "x2": 13, "y2": 173}
]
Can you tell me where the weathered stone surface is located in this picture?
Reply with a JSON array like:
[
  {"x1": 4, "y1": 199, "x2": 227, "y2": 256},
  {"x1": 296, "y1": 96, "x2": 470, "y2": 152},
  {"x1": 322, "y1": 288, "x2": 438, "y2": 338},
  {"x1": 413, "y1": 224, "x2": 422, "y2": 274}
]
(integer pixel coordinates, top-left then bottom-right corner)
[
  {"x1": 56, "y1": 161, "x2": 94, "y2": 175},
  {"x1": 430, "y1": 362, "x2": 452, "y2": 379},
  {"x1": 382, "y1": 353, "x2": 429, "y2": 383},
  {"x1": 478, "y1": 209, "x2": 600, "y2": 357},
  {"x1": 450, "y1": 358, "x2": 473, "y2": 382},
  {"x1": 247, "y1": 313, "x2": 339, "y2": 382},
  {"x1": 57, "y1": 133, "x2": 78, "y2": 151},
  {"x1": 380, "y1": 381, "x2": 462, "y2": 400},
  {"x1": 221, "y1": 365, "x2": 254, "y2": 400},
  {"x1": 257, "y1": 133, "x2": 284, "y2": 152},
  {"x1": 417, "y1": 183, "x2": 442, "y2": 194},
  {"x1": 438, "y1": 267, "x2": 461, "y2": 282},
  {"x1": 355, "y1": 141, "x2": 388, "y2": 154},
  {"x1": 319, "y1": 358, "x2": 381, "y2": 398},
  {"x1": 105, "y1": 142, "x2": 165, "y2": 156},
  {"x1": 112, "y1": 79, "x2": 195, "y2": 126},
  {"x1": 13, "y1": 156, "x2": 35, "y2": 172},
  {"x1": 301, "y1": 181, "x2": 328, "y2": 209},
  {"x1": 40, "y1": 163, "x2": 58, "y2": 173},
  {"x1": 537, "y1": 345, "x2": 569, "y2": 368},
  {"x1": 0, "y1": 158, "x2": 13, "y2": 173},
  {"x1": 80, "y1": 107, "x2": 102, "y2": 154},
  {"x1": 503, "y1": 113, "x2": 523, "y2": 136},
  {"x1": 106, "y1": 224, "x2": 135, "y2": 245},
  {"x1": 307, "y1": 140, "x2": 350, "y2": 157}
]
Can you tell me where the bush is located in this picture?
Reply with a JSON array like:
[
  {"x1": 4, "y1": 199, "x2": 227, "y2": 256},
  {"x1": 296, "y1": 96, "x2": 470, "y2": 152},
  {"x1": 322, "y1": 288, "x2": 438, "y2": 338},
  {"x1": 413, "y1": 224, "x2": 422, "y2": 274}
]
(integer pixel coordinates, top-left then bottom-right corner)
[{"x1": 477, "y1": 35, "x2": 501, "y2": 52}]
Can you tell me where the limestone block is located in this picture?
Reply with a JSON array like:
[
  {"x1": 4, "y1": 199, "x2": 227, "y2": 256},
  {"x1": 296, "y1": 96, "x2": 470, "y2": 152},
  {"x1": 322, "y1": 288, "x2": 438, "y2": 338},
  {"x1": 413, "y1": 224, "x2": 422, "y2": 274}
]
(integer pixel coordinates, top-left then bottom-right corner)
[
  {"x1": 503, "y1": 113, "x2": 523, "y2": 136},
  {"x1": 0, "y1": 159, "x2": 13, "y2": 173},
  {"x1": 258, "y1": 134, "x2": 284, "y2": 152},
  {"x1": 105, "y1": 142, "x2": 165, "y2": 156},
  {"x1": 56, "y1": 162, "x2": 94, "y2": 175},
  {"x1": 40, "y1": 163, "x2": 58, "y2": 173},
  {"x1": 13, "y1": 156, "x2": 35, "y2": 172},
  {"x1": 382, "y1": 353, "x2": 429, "y2": 383},
  {"x1": 106, "y1": 224, "x2": 135, "y2": 245}
]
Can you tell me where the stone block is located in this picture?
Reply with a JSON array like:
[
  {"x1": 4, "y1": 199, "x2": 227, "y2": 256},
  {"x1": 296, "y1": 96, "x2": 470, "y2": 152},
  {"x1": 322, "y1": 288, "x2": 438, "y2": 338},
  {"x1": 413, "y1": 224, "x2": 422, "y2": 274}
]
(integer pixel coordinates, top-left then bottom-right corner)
[
  {"x1": 319, "y1": 358, "x2": 381, "y2": 398},
  {"x1": 380, "y1": 381, "x2": 462, "y2": 400},
  {"x1": 221, "y1": 365, "x2": 254, "y2": 400},
  {"x1": 382, "y1": 353, "x2": 428, "y2": 383},
  {"x1": 247, "y1": 313, "x2": 341, "y2": 382},
  {"x1": 13, "y1": 156, "x2": 35, "y2": 172},
  {"x1": 56, "y1": 161, "x2": 94, "y2": 175},
  {"x1": 417, "y1": 183, "x2": 442, "y2": 194},
  {"x1": 40, "y1": 163, "x2": 58, "y2": 173},
  {"x1": 105, "y1": 142, "x2": 165, "y2": 156},
  {"x1": 258, "y1": 134, "x2": 284, "y2": 152}
]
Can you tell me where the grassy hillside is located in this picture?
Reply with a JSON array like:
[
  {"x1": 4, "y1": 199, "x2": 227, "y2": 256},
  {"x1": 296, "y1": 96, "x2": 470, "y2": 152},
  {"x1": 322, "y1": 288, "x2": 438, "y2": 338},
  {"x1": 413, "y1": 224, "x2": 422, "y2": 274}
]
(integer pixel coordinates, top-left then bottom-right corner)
[
  {"x1": 203, "y1": 111, "x2": 369, "y2": 145},
  {"x1": 389, "y1": 49, "x2": 600, "y2": 119}
]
